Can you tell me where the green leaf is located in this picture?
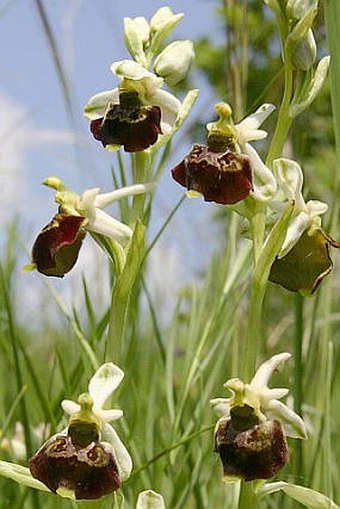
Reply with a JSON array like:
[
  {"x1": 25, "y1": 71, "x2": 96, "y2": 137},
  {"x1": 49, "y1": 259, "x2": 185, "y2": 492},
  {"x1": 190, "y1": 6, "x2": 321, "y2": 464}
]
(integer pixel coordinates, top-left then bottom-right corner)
[{"x1": 258, "y1": 481, "x2": 340, "y2": 508}]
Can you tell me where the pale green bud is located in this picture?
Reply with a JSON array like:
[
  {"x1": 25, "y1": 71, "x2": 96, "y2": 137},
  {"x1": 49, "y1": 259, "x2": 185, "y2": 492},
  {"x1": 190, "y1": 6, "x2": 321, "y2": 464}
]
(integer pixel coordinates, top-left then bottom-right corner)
[
  {"x1": 149, "y1": 7, "x2": 184, "y2": 54},
  {"x1": 292, "y1": 28, "x2": 316, "y2": 70},
  {"x1": 286, "y1": 0, "x2": 318, "y2": 20},
  {"x1": 123, "y1": 16, "x2": 149, "y2": 66},
  {"x1": 154, "y1": 40, "x2": 194, "y2": 85}
]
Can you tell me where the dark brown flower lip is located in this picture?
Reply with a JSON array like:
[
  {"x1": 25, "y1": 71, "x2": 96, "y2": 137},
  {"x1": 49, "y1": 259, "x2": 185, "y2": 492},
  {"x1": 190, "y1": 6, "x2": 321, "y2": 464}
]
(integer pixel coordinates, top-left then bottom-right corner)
[
  {"x1": 89, "y1": 91, "x2": 162, "y2": 152},
  {"x1": 214, "y1": 416, "x2": 289, "y2": 481},
  {"x1": 171, "y1": 144, "x2": 253, "y2": 205},
  {"x1": 29, "y1": 433, "x2": 121, "y2": 500},
  {"x1": 32, "y1": 214, "x2": 86, "y2": 278}
]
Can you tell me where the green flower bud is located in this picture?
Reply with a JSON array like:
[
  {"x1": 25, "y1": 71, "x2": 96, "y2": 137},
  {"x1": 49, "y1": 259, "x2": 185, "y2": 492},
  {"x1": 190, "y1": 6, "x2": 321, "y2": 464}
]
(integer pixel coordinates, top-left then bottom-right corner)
[
  {"x1": 286, "y1": 0, "x2": 318, "y2": 20},
  {"x1": 154, "y1": 40, "x2": 195, "y2": 85},
  {"x1": 149, "y1": 7, "x2": 184, "y2": 54},
  {"x1": 123, "y1": 16, "x2": 149, "y2": 66},
  {"x1": 292, "y1": 29, "x2": 316, "y2": 70}
]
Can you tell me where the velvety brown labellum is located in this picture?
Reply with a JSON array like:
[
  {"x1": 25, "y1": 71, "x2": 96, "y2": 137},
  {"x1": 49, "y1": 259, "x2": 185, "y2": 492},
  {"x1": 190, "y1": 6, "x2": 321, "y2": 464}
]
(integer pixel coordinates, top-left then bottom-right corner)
[
  {"x1": 90, "y1": 91, "x2": 162, "y2": 152},
  {"x1": 29, "y1": 434, "x2": 121, "y2": 500},
  {"x1": 171, "y1": 144, "x2": 253, "y2": 205},
  {"x1": 269, "y1": 229, "x2": 334, "y2": 295},
  {"x1": 214, "y1": 416, "x2": 289, "y2": 481},
  {"x1": 32, "y1": 214, "x2": 86, "y2": 278}
]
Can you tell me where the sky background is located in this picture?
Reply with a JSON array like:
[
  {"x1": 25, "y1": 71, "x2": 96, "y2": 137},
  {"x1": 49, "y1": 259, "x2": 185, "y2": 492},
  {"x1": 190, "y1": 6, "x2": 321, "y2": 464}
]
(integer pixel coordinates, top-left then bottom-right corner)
[{"x1": 0, "y1": 0, "x2": 226, "y2": 323}]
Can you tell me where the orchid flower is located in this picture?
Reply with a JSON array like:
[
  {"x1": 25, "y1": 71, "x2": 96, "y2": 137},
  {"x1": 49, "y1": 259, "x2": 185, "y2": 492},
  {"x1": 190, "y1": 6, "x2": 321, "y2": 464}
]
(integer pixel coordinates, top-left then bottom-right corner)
[
  {"x1": 211, "y1": 352, "x2": 307, "y2": 439},
  {"x1": 273, "y1": 158, "x2": 328, "y2": 257},
  {"x1": 0, "y1": 363, "x2": 132, "y2": 500},
  {"x1": 61, "y1": 362, "x2": 132, "y2": 483},
  {"x1": 172, "y1": 102, "x2": 277, "y2": 205},
  {"x1": 210, "y1": 353, "x2": 307, "y2": 482},
  {"x1": 84, "y1": 60, "x2": 181, "y2": 149},
  {"x1": 26, "y1": 177, "x2": 153, "y2": 277}
]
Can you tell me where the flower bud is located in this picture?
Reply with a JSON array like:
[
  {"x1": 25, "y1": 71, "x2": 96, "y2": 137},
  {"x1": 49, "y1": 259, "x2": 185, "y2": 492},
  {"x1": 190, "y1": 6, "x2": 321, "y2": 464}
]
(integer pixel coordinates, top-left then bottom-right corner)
[
  {"x1": 292, "y1": 29, "x2": 316, "y2": 70},
  {"x1": 286, "y1": 0, "x2": 318, "y2": 20},
  {"x1": 123, "y1": 16, "x2": 149, "y2": 66},
  {"x1": 149, "y1": 7, "x2": 184, "y2": 54},
  {"x1": 214, "y1": 405, "x2": 289, "y2": 482},
  {"x1": 154, "y1": 40, "x2": 195, "y2": 85},
  {"x1": 31, "y1": 214, "x2": 86, "y2": 278}
]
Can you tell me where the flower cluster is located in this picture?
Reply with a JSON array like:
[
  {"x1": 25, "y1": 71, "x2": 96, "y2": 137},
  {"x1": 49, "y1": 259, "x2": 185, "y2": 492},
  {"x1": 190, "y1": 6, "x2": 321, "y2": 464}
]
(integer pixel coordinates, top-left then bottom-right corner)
[
  {"x1": 210, "y1": 353, "x2": 307, "y2": 482},
  {"x1": 171, "y1": 100, "x2": 339, "y2": 294}
]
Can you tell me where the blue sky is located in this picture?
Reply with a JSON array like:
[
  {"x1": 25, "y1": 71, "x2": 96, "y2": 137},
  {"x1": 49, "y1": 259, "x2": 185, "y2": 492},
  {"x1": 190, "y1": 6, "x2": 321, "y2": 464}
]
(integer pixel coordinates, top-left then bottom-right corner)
[{"x1": 0, "y1": 0, "x2": 224, "y2": 321}]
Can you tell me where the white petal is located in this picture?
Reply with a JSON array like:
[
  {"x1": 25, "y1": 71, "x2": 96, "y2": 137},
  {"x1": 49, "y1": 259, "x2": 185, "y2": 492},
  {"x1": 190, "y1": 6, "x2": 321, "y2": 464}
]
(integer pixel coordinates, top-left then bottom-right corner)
[
  {"x1": 84, "y1": 89, "x2": 119, "y2": 120},
  {"x1": 306, "y1": 199, "x2": 328, "y2": 218},
  {"x1": 209, "y1": 397, "x2": 231, "y2": 418},
  {"x1": 244, "y1": 144, "x2": 277, "y2": 201},
  {"x1": 136, "y1": 490, "x2": 166, "y2": 509},
  {"x1": 260, "y1": 387, "x2": 290, "y2": 402},
  {"x1": 101, "y1": 423, "x2": 132, "y2": 481},
  {"x1": 87, "y1": 209, "x2": 133, "y2": 244},
  {"x1": 279, "y1": 211, "x2": 309, "y2": 257},
  {"x1": 265, "y1": 399, "x2": 307, "y2": 438},
  {"x1": 89, "y1": 363, "x2": 124, "y2": 410},
  {"x1": 94, "y1": 183, "x2": 155, "y2": 209},
  {"x1": 150, "y1": 89, "x2": 181, "y2": 132},
  {"x1": 250, "y1": 353, "x2": 291, "y2": 389},
  {"x1": 80, "y1": 188, "x2": 100, "y2": 211},
  {"x1": 61, "y1": 399, "x2": 80, "y2": 416},
  {"x1": 236, "y1": 104, "x2": 275, "y2": 144},
  {"x1": 274, "y1": 158, "x2": 306, "y2": 210},
  {"x1": 98, "y1": 409, "x2": 124, "y2": 422}
]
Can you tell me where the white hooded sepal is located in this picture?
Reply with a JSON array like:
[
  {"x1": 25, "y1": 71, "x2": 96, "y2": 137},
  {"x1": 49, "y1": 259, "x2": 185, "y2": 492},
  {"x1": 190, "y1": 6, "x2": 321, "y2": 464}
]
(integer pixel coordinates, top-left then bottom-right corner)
[
  {"x1": 101, "y1": 423, "x2": 133, "y2": 482},
  {"x1": 88, "y1": 362, "x2": 125, "y2": 410}
]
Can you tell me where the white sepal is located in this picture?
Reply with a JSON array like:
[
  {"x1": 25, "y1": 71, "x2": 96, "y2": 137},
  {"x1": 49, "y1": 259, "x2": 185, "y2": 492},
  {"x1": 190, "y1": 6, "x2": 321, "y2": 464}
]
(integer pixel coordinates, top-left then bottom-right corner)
[{"x1": 102, "y1": 423, "x2": 133, "y2": 481}]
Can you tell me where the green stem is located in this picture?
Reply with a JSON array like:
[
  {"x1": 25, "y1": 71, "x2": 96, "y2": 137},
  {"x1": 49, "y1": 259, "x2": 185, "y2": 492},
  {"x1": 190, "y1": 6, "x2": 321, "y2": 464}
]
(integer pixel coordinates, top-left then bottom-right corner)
[
  {"x1": 249, "y1": 204, "x2": 266, "y2": 264},
  {"x1": 238, "y1": 481, "x2": 259, "y2": 509},
  {"x1": 130, "y1": 151, "x2": 151, "y2": 223},
  {"x1": 266, "y1": 56, "x2": 294, "y2": 166},
  {"x1": 293, "y1": 293, "x2": 303, "y2": 481}
]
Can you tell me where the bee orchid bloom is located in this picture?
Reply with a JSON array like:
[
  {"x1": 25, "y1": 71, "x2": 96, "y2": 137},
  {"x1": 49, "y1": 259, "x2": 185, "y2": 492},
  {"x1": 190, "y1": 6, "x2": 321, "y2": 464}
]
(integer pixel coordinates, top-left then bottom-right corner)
[
  {"x1": 171, "y1": 103, "x2": 277, "y2": 205},
  {"x1": 28, "y1": 177, "x2": 153, "y2": 277},
  {"x1": 84, "y1": 60, "x2": 181, "y2": 152},
  {"x1": 210, "y1": 353, "x2": 307, "y2": 482},
  {"x1": 29, "y1": 363, "x2": 132, "y2": 500},
  {"x1": 269, "y1": 158, "x2": 339, "y2": 294}
]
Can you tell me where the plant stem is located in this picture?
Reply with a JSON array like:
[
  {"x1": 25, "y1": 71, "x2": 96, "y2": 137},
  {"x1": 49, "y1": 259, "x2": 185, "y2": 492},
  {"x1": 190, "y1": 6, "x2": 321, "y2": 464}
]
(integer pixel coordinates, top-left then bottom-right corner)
[
  {"x1": 238, "y1": 481, "x2": 259, "y2": 509},
  {"x1": 293, "y1": 293, "x2": 303, "y2": 481},
  {"x1": 266, "y1": 55, "x2": 294, "y2": 166}
]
